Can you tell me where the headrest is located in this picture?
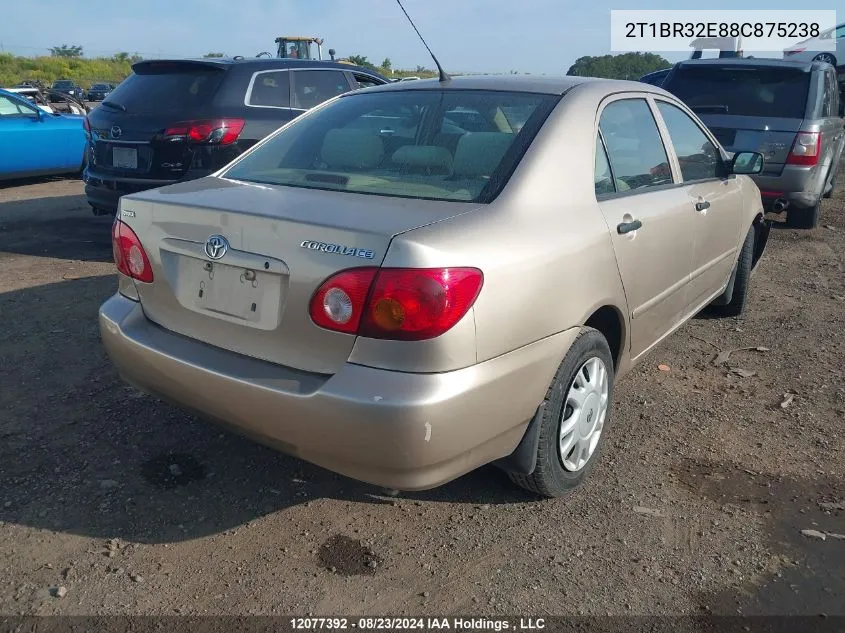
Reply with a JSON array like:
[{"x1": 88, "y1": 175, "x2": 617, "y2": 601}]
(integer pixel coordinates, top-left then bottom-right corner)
[
  {"x1": 452, "y1": 132, "x2": 514, "y2": 178},
  {"x1": 391, "y1": 145, "x2": 453, "y2": 173},
  {"x1": 320, "y1": 129, "x2": 384, "y2": 170}
]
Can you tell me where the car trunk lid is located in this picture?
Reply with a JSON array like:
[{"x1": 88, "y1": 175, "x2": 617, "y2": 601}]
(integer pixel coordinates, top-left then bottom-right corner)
[
  {"x1": 88, "y1": 60, "x2": 229, "y2": 180},
  {"x1": 120, "y1": 177, "x2": 481, "y2": 374}
]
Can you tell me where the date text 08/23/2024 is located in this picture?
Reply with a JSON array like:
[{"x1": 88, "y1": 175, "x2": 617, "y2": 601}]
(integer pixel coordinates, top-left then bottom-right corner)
[{"x1": 290, "y1": 617, "x2": 547, "y2": 631}]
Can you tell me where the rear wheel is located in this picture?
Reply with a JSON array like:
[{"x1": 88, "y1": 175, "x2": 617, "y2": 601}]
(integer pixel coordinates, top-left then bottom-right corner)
[
  {"x1": 508, "y1": 328, "x2": 614, "y2": 498},
  {"x1": 786, "y1": 202, "x2": 821, "y2": 229}
]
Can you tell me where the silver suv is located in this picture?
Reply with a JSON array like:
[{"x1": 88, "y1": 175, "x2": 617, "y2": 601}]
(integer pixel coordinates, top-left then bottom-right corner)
[{"x1": 663, "y1": 59, "x2": 844, "y2": 228}]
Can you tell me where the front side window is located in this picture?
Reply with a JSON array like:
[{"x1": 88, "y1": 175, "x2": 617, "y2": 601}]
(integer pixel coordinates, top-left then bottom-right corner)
[
  {"x1": 247, "y1": 71, "x2": 291, "y2": 108},
  {"x1": 292, "y1": 70, "x2": 350, "y2": 109},
  {"x1": 223, "y1": 89, "x2": 558, "y2": 203},
  {"x1": 353, "y1": 74, "x2": 382, "y2": 90},
  {"x1": 599, "y1": 99, "x2": 673, "y2": 191},
  {"x1": 656, "y1": 102, "x2": 721, "y2": 181}
]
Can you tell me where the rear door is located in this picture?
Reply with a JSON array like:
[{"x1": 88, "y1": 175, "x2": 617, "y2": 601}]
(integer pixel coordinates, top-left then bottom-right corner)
[
  {"x1": 240, "y1": 68, "x2": 297, "y2": 142},
  {"x1": 595, "y1": 96, "x2": 696, "y2": 360},
  {"x1": 87, "y1": 60, "x2": 228, "y2": 181},
  {"x1": 653, "y1": 98, "x2": 743, "y2": 307},
  {"x1": 663, "y1": 64, "x2": 811, "y2": 177}
]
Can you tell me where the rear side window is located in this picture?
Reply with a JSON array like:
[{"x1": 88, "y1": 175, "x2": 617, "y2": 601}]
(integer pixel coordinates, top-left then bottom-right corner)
[
  {"x1": 223, "y1": 89, "x2": 558, "y2": 203},
  {"x1": 0, "y1": 94, "x2": 35, "y2": 116},
  {"x1": 247, "y1": 70, "x2": 291, "y2": 108},
  {"x1": 292, "y1": 70, "x2": 351, "y2": 109},
  {"x1": 104, "y1": 65, "x2": 225, "y2": 114},
  {"x1": 599, "y1": 99, "x2": 673, "y2": 191},
  {"x1": 656, "y1": 102, "x2": 721, "y2": 181},
  {"x1": 664, "y1": 66, "x2": 810, "y2": 119}
]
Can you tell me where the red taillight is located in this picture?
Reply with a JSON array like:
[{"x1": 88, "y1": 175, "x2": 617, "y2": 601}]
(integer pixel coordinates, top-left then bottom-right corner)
[
  {"x1": 111, "y1": 220, "x2": 154, "y2": 283},
  {"x1": 310, "y1": 268, "x2": 379, "y2": 334},
  {"x1": 785, "y1": 48, "x2": 805, "y2": 56},
  {"x1": 163, "y1": 118, "x2": 245, "y2": 145},
  {"x1": 309, "y1": 267, "x2": 484, "y2": 341},
  {"x1": 786, "y1": 132, "x2": 821, "y2": 166}
]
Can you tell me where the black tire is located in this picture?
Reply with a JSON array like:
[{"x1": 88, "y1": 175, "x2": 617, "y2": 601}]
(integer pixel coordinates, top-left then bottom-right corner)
[
  {"x1": 508, "y1": 327, "x2": 615, "y2": 498},
  {"x1": 786, "y1": 202, "x2": 821, "y2": 229},
  {"x1": 711, "y1": 226, "x2": 754, "y2": 318}
]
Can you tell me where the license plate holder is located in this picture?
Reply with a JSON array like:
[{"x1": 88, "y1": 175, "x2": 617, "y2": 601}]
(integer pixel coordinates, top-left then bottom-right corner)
[
  {"x1": 112, "y1": 146, "x2": 138, "y2": 169},
  {"x1": 194, "y1": 261, "x2": 268, "y2": 323}
]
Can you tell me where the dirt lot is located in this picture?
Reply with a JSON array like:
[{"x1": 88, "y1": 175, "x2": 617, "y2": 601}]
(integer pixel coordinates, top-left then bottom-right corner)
[{"x1": 0, "y1": 175, "x2": 843, "y2": 618}]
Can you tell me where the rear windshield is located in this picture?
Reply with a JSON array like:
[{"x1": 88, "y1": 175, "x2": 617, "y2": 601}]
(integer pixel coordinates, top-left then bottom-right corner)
[
  {"x1": 222, "y1": 89, "x2": 559, "y2": 203},
  {"x1": 103, "y1": 65, "x2": 225, "y2": 114},
  {"x1": 665, "y1": 67, "x2": 810, "y2": 119}
]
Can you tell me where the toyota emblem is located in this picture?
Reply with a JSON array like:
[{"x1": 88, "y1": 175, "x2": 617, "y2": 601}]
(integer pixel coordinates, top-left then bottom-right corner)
[
  {"x1": 109, "y1": 125, "x2": 122, "y2": 139},
  {"x1": 204, "y1": 235, "x2": 229, "y2": 260}
]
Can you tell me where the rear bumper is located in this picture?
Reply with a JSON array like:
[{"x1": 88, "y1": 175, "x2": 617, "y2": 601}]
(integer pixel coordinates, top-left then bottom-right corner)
[
  {"x1": 99, "y1": 294, "x2": 576, "y2": 490},
  {"x1": 84, "y1": 168, "x2": 211, "y2": 212},
  {"x1": 753, "y1": 164, "x2": 826, "y2": 210}
]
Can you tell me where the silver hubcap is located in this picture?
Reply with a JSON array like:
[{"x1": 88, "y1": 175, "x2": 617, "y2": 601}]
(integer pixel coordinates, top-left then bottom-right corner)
[{"x1": 559, "y1": 356, "x2": 609, "y2": 472}]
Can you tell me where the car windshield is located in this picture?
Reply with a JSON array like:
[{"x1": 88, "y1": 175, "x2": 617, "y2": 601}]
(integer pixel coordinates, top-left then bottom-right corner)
[
  {"x1": 91, "y1": 84, "x2": 110, "y2": 90},
  {"x1": 664, "y1": 66, "x2": 810, "y2": 118},
  {"x1": 103, "y1": 65, "x2": 225, "y2": 113},
  {"x1": 53, "y1": 81, "x2": 73, "y2": 88},
  {"x1": 223, "y1": 89, "x2": 559, "y2": 203}
]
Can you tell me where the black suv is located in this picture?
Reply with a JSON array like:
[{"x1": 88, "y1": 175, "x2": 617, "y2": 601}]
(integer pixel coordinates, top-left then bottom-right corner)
[
  {"x1": 84, "y1": 58, "x2": 387, "y2": 215},
  {"x1": 51, "y1": 80, "x2": 86, "y2": 102}
]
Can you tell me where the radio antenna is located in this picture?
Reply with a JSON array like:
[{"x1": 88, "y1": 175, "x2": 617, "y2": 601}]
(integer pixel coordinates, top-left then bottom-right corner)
[{"x1": 395, "y1": 0, "x2": 450, "y2": 82}]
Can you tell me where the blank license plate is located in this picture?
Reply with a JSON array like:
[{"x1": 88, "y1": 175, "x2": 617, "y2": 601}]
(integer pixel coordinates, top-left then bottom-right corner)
[
  {"x1": 112, "y1": 147, "x2": 138, "y2": 169},
  {"x1": 195, "y1": 262, "x2": 269, "y2": 322}
]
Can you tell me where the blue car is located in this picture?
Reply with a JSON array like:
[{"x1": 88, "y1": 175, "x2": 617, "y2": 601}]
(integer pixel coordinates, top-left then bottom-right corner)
[{"x1": 0, "y1": 88, "x2": 88, "y2": 181}]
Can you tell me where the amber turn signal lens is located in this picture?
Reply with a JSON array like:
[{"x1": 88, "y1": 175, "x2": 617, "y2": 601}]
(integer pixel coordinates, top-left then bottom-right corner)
[{"x1": 372, "y1": 297, "x2": 406, "y2": 331}]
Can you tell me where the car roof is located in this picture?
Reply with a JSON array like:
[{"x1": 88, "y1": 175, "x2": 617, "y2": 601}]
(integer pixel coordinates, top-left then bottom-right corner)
[
  {"x1": 132, "y1": 57, "x2": 387, "y2": 78},
  {"x1": 357, "y1": 74, "x2": 628, "y2": 96},
  {"x1": 675, "y1": 58, "x2": 821, "y2": 72},
  {"x1": 0, "y1": 88, "x2": 29, "y2": 101}
]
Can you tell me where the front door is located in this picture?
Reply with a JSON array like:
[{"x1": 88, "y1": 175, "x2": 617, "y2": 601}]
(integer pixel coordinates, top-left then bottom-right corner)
[
  {"x1": 653, "y1": 99, "x2": 744, "y2": 308},
  {"x1": 594, "y1": 96, "x2": 696, "y2": 360}
]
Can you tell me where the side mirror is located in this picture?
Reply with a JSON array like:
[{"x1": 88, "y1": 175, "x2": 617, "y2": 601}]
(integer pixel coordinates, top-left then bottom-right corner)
[
  {"x1": 730, "y1": 151, "x2": 764, "y2": 175},
  {"x1": 34, "y1": 107, "x2": 46, "y2": 121}
]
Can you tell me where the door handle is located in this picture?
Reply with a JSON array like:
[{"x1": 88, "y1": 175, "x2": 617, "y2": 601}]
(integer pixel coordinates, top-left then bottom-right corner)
[
  {"x1": 617, "y1": 219, "x2": 642, "y2": 234},
  {"x1": 695, "y1": 200, "x2": 711, "y2": 212}
]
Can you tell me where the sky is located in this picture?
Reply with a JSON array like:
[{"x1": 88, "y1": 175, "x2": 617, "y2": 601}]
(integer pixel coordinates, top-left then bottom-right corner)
[{"x1": 0, "y1": 0, "x2": 839, "y2": 75}]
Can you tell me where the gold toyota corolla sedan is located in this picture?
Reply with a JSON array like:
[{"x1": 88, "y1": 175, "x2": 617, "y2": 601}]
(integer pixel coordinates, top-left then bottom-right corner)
[{"x1": 100, "y1": 75, "x2": 769, "y2": 497}]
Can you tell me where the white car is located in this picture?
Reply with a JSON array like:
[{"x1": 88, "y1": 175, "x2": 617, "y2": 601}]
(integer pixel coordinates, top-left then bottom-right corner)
[
  {"x1": 784, "y1": 23, "x2": 845, "y2": 69},
  {"x1": 4, "y1": 87, "x2": 55, "y2": 114}
]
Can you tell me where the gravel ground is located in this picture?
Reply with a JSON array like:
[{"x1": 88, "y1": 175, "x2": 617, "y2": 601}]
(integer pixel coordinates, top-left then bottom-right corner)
[{"x1": 0, "y1": 175, "x2": 843, "y2": 617}]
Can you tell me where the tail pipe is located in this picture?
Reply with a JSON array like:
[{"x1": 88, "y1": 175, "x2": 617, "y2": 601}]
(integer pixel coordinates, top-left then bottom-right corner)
[{"x1": 773, "y1": 198, "x2": 789, "y2": 213}]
